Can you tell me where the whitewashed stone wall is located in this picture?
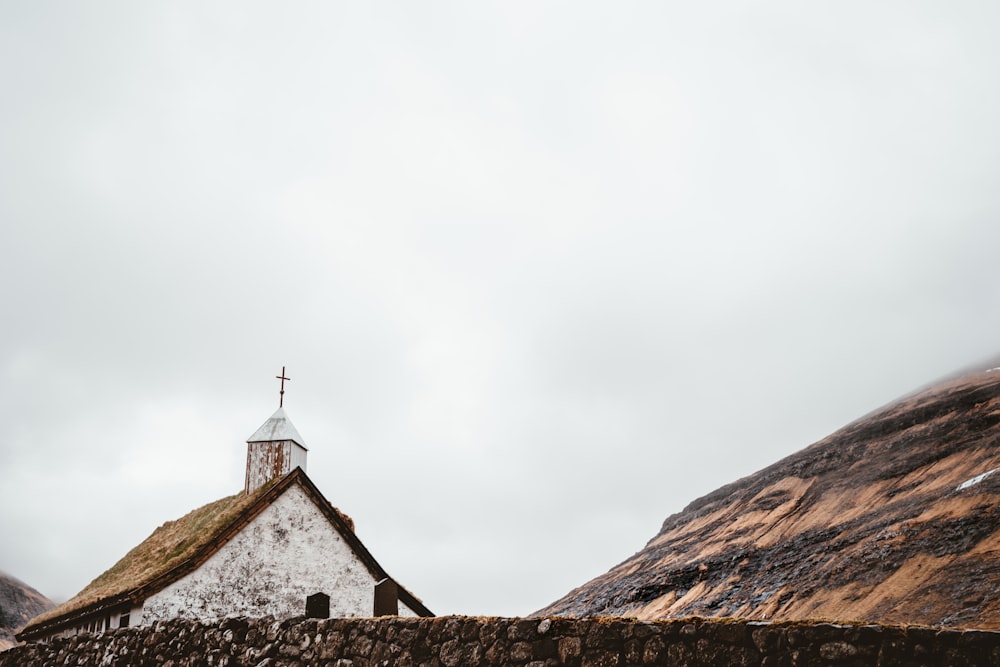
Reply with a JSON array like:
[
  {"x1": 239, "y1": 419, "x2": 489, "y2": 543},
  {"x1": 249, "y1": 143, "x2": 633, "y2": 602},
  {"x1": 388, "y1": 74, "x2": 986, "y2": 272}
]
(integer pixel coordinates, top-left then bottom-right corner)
[{"x1": 141, "y1": 484, "x2": 415, "y2": 624}]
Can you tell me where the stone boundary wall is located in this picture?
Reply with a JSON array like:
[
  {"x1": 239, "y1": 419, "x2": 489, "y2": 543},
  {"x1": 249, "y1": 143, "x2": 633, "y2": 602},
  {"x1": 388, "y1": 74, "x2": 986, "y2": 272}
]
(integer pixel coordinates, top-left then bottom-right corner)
[{"x1": 3, "y1": 615, "x2": 1000, "y2": 667}]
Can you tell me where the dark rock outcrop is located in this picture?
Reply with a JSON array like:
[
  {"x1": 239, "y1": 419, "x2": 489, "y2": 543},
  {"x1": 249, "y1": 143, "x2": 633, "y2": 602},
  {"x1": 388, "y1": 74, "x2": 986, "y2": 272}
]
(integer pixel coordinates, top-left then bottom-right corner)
[
  {"x1": 0, "y1": 571, "x2": 53, "y2": 651},
  {"x1": 539, "y1": 364, "x2": 1000, "y2": 629}
]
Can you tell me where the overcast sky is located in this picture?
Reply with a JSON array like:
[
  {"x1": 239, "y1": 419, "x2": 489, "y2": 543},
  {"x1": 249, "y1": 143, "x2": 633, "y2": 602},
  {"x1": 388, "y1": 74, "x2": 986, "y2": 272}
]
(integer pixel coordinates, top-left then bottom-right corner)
[{"x1": 2, "y1": 2, "x2": 1000, "y2": 618}]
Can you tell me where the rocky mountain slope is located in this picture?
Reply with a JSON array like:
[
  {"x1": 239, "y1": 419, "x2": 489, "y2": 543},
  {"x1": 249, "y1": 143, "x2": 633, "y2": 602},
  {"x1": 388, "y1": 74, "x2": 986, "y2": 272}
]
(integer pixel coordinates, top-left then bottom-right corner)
[
  {"x1": 538, "y1": 364, "x2": 1000, "y2": 629},
  {"x1": 0, "y1": 572, "x2": 53, "y2": 651}
]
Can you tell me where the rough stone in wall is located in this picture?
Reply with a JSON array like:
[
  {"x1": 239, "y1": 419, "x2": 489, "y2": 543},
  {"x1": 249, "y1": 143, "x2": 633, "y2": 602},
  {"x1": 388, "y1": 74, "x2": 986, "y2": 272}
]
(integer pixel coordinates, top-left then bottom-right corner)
[{"x1": 3, "y1": 615, "x2": 1000, "y2": 666}]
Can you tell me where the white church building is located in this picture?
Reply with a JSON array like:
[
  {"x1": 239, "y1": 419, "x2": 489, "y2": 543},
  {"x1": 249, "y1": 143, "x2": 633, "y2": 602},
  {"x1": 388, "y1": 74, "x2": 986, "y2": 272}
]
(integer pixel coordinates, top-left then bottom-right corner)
[{"x1": 19, "y1": 403, "x2": 432, "y2": 642}]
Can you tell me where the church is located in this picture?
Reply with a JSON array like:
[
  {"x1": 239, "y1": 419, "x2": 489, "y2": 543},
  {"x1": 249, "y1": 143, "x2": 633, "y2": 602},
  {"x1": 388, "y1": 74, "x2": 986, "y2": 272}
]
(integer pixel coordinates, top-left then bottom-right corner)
[{"x1": 18, "y1": 375, "x2": 432, "y2": 642}]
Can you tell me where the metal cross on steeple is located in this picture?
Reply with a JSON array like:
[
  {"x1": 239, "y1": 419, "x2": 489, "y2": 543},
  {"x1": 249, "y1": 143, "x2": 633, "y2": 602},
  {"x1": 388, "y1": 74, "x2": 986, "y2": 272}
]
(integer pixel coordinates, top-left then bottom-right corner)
[{"x1": 276, "y1": 366, "x2": 291, "y2": 407}]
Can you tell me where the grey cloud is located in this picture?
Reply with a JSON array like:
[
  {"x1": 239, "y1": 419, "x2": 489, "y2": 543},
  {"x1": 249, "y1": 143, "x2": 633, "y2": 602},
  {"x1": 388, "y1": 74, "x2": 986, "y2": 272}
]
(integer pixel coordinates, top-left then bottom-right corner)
[{"x1": 2, "y1": 2, "x2": 1000, "y2": 616}]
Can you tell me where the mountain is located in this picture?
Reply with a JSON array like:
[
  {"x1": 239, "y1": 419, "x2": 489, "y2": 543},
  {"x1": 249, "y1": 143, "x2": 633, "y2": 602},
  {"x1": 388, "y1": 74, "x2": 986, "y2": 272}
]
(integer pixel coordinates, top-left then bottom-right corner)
[
  {"x1": 538, "y1": 364, "x2": 1000, "y2": 629},
  {"x1": 0, "y1": 572, "x2": 53, "y2": 651}
]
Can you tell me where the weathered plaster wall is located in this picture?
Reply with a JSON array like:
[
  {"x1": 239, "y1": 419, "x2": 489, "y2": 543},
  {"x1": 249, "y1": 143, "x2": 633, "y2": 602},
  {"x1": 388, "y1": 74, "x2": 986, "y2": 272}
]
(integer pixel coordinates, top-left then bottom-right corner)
[
  {"x1": 399, "y1": 598, "x2": 419, "y2": 618},
  {"x1": 142, "y1": 485, "x2": 386, "y2": 624},
  {"x1": 5, "y1": 615, "x2": 1000, "y2": 666}
]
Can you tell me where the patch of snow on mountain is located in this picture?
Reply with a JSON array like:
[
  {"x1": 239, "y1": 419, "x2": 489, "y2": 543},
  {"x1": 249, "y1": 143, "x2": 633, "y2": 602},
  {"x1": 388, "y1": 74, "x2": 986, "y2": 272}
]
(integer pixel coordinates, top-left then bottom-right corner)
[{"x1": 957, "y1": 467, "x2": 1000, "y2": 491}]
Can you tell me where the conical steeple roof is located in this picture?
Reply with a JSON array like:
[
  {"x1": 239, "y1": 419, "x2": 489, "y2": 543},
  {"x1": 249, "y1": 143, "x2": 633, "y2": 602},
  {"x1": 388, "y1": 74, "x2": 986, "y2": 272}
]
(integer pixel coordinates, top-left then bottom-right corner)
[{"x1": 246, "y1": 407, "x2": 307, "y2": 449}]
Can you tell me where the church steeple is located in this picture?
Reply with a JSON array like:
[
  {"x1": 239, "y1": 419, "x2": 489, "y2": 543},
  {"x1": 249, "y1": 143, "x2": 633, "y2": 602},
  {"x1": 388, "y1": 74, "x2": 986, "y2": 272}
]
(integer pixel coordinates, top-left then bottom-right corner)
[
  {"x1": 247, "y1": 407, "x2": 306, "y2": 447},
  {"x1": 244, "y1": 368, "x2": 309, "y2": 494}
]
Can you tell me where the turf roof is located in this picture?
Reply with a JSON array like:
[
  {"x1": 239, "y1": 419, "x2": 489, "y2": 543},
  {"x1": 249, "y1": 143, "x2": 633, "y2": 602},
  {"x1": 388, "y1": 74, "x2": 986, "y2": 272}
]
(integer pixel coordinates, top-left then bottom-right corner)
[{"x1": 27, "y1": 477, "x2": 280, "y2": 629}]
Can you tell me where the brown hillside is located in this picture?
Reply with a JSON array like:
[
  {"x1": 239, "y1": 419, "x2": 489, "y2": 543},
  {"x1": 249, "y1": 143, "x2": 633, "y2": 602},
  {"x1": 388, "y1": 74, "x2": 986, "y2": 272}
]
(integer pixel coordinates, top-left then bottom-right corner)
[
  {"x1": 0, "y1": 572, "x2": 52, "y2": 651},
  {"x1": 538, "y1": 365, "x2": 1000, "y2": 629}
]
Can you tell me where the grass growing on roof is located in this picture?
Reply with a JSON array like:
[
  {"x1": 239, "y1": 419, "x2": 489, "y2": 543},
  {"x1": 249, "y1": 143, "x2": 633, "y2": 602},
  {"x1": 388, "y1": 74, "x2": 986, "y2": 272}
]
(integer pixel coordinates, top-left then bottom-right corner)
[{"x1": 28, "y1": 478, "x2": 279, "y2": 627}]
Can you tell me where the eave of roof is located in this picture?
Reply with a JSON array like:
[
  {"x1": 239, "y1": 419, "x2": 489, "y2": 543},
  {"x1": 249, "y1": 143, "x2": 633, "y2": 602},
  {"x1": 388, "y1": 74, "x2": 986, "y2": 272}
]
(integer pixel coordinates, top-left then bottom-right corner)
[{"x1": 20, "y1": 468, "x2": 431, "y2": 639}]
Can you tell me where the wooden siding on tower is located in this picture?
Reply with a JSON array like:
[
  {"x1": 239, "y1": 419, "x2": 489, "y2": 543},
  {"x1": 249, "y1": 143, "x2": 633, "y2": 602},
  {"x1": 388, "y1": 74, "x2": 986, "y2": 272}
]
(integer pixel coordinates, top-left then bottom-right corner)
[{"x1": 246, "y1": 441, "x2": 292, "y2": 494}]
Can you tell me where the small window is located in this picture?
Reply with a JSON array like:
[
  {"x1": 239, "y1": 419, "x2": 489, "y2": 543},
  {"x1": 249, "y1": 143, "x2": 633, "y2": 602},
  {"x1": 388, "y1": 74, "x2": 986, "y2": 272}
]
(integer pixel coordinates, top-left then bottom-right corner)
[{"x1": 119, "y1": 610, "x2": 130, "y2": 628}]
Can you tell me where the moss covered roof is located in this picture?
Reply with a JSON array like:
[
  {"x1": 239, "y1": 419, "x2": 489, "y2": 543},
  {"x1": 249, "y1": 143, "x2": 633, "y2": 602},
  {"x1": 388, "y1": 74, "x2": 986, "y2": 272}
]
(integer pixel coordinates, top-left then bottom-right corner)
[
  {"x1": 21, "y1": 467, "x2": 428, "y2": 639},
  {"x1": 25, "y1": 477, "x2": 282, "y2": 631}
]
